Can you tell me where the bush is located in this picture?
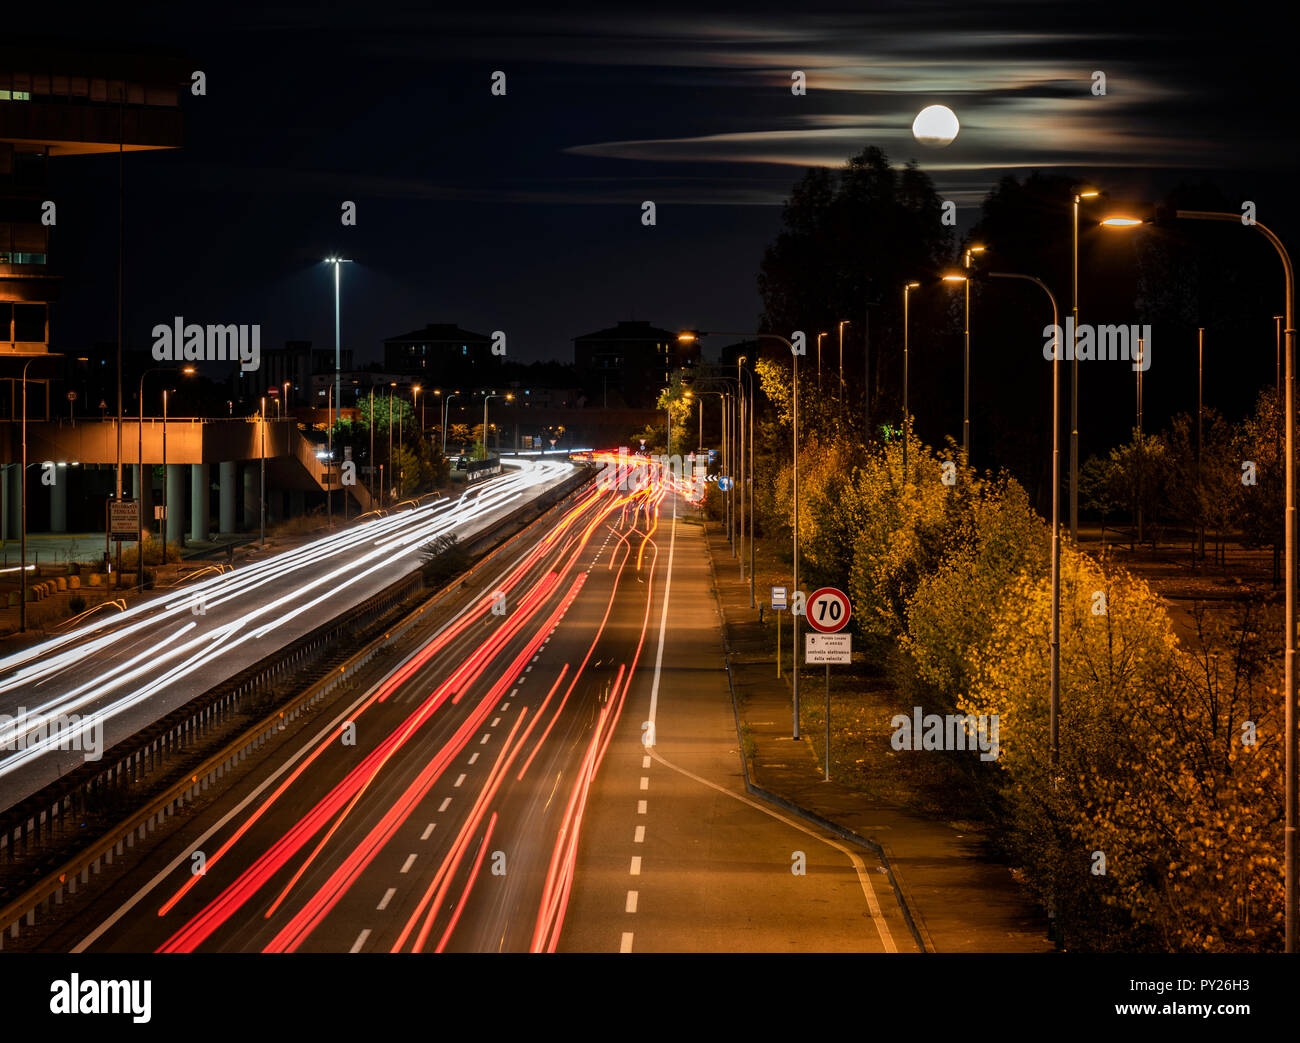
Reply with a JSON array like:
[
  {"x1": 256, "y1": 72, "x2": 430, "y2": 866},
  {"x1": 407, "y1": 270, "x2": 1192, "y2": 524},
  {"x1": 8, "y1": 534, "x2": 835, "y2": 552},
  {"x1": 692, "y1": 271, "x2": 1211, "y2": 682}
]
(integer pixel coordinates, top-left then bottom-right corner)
[{"x1": 68, "y1": 595, "x2": 87, "y2": 616}]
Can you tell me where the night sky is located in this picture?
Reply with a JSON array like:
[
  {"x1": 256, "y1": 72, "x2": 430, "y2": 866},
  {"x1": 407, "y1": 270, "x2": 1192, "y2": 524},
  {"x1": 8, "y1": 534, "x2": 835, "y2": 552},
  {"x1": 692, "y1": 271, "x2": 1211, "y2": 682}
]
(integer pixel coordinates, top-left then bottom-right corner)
[{"x1": 11, "y1": 1, "x2": 1297, "y2": 371}]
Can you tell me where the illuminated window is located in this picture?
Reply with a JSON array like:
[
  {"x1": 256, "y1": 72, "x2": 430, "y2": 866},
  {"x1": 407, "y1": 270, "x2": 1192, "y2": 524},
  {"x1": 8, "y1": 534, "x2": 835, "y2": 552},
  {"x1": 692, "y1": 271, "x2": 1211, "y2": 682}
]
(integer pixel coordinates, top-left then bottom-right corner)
[{"x1": 0, "y1": 90, "x2": 32, "y2": 101}]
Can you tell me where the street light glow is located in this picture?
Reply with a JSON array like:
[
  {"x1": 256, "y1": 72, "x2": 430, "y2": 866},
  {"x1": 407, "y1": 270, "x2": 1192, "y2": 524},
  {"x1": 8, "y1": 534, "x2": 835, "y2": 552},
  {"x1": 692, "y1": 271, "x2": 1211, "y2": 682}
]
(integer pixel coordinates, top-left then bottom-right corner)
[{"x1": 1101, "y1": 216, "x2": 1143, "y2": 227}]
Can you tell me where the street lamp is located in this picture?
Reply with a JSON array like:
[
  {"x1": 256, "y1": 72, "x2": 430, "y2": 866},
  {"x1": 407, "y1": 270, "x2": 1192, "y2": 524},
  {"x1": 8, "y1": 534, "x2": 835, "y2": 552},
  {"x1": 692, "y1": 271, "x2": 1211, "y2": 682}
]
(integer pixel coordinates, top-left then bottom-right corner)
[
  {"x1": 837, "y1": 320, "x2": 850, "y2": 401},
  {"x1": 259, "y1": 396, "x2": 267, "y2": 546},
  {"x1": 326, "y1": 382, "x2": 334, "y2": 531},
  {"x1": 681, "y1": 329, "x2": 802, "y2": 738},
  {"x1": 138, "y1": 365, "x2": 194, "y2": 591},
  {"x1": 902, "y1": 281, "x2": 920, "y2": 476},
  {"x1": 1168, "y1": 207, "x2": 1296, "y2": 952},
  {"x1": 482, "y1": 392, "x2": 511, "y2": 460},
  {"x1": 961, "y1": 246, "x2": 984, "y2": 456},
  {"x1": 988, "y1": 272, "x2": 1061, "y2": 773},
  {"x1": 816, "y1": 331, "x2": 827, "y2": 387},
  {"x1": 1071, "y1": 189, "x2": 1101, "y2": 542},
  {"x1": 739, "y1": 356, "x2": 756, "y2": 606},
  {"x1": 413, "y1": 385, "x2": 423, "y2": 436},
  {"x1": 442, "y1": 391, "x2": 461, "y2": 456},
  {"x1": 323, "y1": 257, "x2": 352, "y2": 441}
]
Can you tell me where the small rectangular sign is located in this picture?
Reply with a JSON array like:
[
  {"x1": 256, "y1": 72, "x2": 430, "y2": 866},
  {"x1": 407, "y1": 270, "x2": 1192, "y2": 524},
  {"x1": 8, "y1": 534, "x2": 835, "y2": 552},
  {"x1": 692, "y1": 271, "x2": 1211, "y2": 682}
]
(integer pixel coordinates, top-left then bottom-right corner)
[
  {"x1": 771, "y1": 585, "x2": 787, "y2": 610},
  {"x1": 805, "y1": 633, "x2": 851, "y2": 664},
  {"x1": 154, "y1": 504, "x2": 167, "y2": 521},
  {"x1": 109, "y1": 500, "x2": 140, "y2": 541}
]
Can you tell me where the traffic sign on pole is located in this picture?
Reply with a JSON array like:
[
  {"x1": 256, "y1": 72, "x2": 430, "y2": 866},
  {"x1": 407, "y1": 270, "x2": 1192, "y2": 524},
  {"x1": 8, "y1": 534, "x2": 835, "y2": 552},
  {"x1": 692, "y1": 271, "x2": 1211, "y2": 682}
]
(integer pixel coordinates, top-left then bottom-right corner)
[
  {"x1": 771, "y1": 585, "x2": 787, "y2": 611},
  {"x1": 806, "y1": 586, "x2": 851, "y2": 633}
]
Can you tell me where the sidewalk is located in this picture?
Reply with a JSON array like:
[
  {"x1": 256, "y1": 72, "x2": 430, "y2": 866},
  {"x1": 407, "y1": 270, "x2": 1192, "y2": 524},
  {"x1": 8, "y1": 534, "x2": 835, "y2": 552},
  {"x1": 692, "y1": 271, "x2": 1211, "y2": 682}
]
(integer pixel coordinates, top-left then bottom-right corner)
[{"x1": 703, "y1": 524, "x2": 1053, "y2": 953}]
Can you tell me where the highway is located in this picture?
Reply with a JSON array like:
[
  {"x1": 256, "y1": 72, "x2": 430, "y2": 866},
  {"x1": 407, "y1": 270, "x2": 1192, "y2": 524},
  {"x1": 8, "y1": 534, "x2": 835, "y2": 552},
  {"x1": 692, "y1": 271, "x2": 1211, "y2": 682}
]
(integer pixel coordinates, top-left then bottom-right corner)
[
  {"x1": 22, "y1": 457, "x2": 912, "y2": 953},
  {"x1": 0, "y1": 458, "x2": 575, "y2": 811}
]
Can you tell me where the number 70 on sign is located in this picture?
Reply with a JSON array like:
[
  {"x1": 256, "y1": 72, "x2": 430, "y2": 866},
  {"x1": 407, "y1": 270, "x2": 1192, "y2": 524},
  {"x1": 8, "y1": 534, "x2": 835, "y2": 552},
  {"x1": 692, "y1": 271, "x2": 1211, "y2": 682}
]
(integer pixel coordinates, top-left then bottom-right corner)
[{"x1": 806, "y1": 587, "x2": 851, "y2": 633}]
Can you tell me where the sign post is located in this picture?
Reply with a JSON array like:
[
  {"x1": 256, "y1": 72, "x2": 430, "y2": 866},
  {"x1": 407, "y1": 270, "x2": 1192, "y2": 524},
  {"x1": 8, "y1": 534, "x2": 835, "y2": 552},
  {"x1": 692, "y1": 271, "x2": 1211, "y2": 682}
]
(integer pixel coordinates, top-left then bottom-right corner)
[
  {"x1": 806, "y1": 586, "x2": 852, "y2": 781},
  {"x1": 771, "y1": 585, "x2": 787, "y2": 677}
]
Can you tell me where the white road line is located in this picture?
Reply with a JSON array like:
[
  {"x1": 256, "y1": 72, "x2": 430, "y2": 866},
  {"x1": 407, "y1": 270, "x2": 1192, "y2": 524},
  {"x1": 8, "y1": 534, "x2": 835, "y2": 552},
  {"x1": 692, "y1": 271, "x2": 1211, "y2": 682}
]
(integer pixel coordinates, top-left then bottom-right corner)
[
  {"x1": 377, "y1": 888, "x2": 396, "y2": 911},
  {"x1": 639, "y1": 776, "x2": 649, "y2": 790},
  {"x1": 649, "y1": 747, "x2": 899, "y2": 954},
  {"x1": 421, "y1": 823, "x2": 436, "y2": 840},
  {"x1": 642, "y1": 755, "x2": 651, "y2": 768},
  {"x1": 620, "y1": 932, "x2": 634, "y2": 953},
  {"x1": 479, "y1": 733, "x2": 490, "y2": 745},
  {"x1": 439, "y1": 797, "x2": 452, "y2": 812},
  {"x1": 646, "y1": 496, "x2": 678, "y2": 738},
  {"x1": 625, "y1": 891, "x2": 638, "y2": 913},
  {"x1": 634, "y1": 825, "x2": 645, "y2": 843},
  {"x1": 400, "y1": 854, "x2": 417, "y2": 874},
  {"x1": 350, "y1": 929, "x2": 371, "y2": 953},
  {"x1": 525, "y1": 665, "x2": 533, "y2": 673},
  {"x1": 491, "y1": 717, "x2": 501, "y2": 727},
  {"x1": 630, "y1": 856, "x2": 642, "y2": 876},
  {"x1": 454, "y1": 773, "x2": 466, "y2": 786},
  {"x1": 468, "y1": 752, "x2": 479, "y2": 764},
  {"x1": 637, "y1": 800, "x2": 647, "y2": 814}
]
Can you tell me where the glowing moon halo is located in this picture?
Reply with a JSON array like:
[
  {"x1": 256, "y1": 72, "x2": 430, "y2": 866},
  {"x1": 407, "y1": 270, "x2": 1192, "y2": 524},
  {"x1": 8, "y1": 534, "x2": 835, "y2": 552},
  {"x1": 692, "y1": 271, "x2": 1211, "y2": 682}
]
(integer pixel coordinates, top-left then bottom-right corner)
[{"x1": 911, "y1": 105, "x2": 960, "y2": 147}]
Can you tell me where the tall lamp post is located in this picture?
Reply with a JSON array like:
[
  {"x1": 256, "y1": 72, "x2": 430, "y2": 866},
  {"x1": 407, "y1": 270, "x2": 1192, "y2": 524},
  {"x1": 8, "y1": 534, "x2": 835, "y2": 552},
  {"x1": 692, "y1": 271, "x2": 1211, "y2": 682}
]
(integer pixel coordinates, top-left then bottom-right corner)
[
  {"x1": 1173, "y1": 208, "x2": 1296, "y2": 952},
  {"x1": 680, "y1": 330, "x2": 800, "y2": 737},
  {"x1": 259, "y1": 396, "x2": 267, "y2": 546},
  {"x1": 1071, "y1": 189, "x2": 1100, "y2": 542},
  {"x1": 902, "y1": 282, "x2": 920, "y2": 475},
  {"x1": 326, "y1": 382, "x2": 334, "y2": 531},
  {"x1": 324, "y1": 257, "x2": 352, "y2": 443},
  {"x1": 739, "y1": 357, "x2": 756, "y2": 606},
  {"x1": 138, "y1": 365, "x2": 194, "y2": 591},
  {"x1": 442, "y1": 390, "x2": 461, "y2": 456},
  {"x1": 837, "y1": 320, "x2": 850, "y2": 402},
  {"x1": 482, "y1": 392, "x2": 512, "y2": 460},
  {"x1": 961, "y1": 246, "x2": 984, "y2": 456},
  {"x1": 987, "y1": 273, "x2": 1060, "y2": 773},
  {"x1": 19, "y1": 358, "x2": 39, "y2": 632}
]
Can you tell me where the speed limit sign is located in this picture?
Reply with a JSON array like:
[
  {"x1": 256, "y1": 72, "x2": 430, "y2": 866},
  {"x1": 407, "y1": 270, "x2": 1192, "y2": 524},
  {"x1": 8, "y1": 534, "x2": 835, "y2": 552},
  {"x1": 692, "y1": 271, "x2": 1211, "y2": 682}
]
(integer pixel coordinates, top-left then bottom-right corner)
[{"x1": 807, "y1": 586, "x2": 851, "y2": 633}]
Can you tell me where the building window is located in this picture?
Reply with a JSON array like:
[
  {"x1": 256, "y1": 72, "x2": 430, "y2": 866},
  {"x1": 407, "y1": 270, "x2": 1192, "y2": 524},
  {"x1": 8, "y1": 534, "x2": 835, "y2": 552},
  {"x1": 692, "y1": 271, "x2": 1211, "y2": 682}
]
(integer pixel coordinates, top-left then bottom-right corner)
[
  {"x1": 0, "y1": 91, "x2": 32, "y2": 101},
  {"x1": 0, "y1": 252, "x2": 47, "y2": 265}
]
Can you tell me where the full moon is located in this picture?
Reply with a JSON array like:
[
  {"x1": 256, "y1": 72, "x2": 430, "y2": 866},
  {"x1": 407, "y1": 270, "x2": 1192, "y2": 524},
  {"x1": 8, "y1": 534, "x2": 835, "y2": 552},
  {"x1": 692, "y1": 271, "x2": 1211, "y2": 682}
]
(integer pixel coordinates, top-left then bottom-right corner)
[{"x1": 911, "y1": 105, "x2": 960, "y2": 147}]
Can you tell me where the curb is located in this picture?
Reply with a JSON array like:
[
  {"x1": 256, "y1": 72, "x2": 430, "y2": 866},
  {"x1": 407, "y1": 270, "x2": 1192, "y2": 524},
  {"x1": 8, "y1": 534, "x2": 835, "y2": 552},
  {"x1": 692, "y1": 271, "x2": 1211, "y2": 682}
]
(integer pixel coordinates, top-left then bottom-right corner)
[{"x1": 701, "y1": 525, "x2": 934, "y2": 954}]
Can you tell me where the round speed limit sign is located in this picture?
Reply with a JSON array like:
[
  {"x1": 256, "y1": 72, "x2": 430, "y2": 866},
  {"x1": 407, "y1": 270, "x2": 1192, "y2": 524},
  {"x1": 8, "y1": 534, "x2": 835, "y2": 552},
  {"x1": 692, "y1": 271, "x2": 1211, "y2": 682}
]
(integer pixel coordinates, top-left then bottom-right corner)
[{"x1": 807, "y1": 587, "x2": 851, "y2": 633}]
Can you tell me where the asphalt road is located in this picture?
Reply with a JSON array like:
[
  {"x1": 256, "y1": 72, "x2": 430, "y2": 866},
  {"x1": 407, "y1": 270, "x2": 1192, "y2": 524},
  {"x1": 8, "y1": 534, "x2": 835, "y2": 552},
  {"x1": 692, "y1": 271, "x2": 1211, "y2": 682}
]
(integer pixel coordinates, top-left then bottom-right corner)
[
  {"x1": 26, "y1": 460, "x2": 911, "y2": 953},
  {"x1": 0, "y1": 458, "x2": 574, "y2": 811}
]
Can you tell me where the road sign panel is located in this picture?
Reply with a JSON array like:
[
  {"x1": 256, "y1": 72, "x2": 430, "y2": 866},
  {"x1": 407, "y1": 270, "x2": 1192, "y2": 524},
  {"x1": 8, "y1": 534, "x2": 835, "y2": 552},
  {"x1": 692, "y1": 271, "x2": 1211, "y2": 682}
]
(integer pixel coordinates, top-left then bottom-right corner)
[
  {"x1": 806, "y1": 586, "x2": 851, "y2": 633},
  {"x1": 805, "y1": 633, "x2": 851, "y2": 664},
  {"x1": 771, "y1": 585, "x2": 787, "y2": 610},
  {"x1": 110, "y1": 499, "x2": 140, "y2": 542}
]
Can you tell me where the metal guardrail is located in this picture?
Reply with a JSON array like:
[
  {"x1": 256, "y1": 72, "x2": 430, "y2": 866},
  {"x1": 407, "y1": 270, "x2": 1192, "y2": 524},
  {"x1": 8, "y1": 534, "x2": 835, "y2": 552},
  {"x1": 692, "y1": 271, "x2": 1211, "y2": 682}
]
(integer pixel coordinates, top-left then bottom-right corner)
[{"x1": 0, "y1": 463, "x2": 594, "y2": 949}]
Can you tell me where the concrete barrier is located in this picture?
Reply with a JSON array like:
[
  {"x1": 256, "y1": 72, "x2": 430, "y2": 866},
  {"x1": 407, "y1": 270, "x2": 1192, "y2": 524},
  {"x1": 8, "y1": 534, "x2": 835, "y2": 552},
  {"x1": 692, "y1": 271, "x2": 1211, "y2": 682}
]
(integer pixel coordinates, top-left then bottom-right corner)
[
  {"x1": 55, "y1": 577, "x2": 67, "y2": 591},
  {"x1": 67, "y1": 576, "x2": 80, "y2": 590}
]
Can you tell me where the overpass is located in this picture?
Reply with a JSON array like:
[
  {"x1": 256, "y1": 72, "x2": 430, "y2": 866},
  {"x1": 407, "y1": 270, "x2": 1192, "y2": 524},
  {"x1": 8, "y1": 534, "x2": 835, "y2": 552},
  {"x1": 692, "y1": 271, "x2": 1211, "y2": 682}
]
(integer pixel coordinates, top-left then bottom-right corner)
[{"x1": 0, "y1": 418, "x2": 373, "y2": 542}]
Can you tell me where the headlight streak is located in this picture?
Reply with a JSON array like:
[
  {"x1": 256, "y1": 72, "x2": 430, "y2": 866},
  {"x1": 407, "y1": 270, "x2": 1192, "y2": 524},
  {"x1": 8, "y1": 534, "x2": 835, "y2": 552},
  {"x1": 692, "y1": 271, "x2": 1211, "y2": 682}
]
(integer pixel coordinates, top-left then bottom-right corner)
[
  {"x1": 155, "y1": 477, "x2": 613, "y2": 951},
  {"x1": 0, "y1": 462, "x2": 571, "y2": 779}
]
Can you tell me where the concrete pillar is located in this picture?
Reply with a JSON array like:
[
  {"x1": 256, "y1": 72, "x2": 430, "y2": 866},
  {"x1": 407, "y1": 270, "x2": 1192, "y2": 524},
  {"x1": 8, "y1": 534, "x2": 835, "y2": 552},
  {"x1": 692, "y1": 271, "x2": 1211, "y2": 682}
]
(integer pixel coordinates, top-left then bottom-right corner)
[
  {"x1": 190, "y1": 463, "x2": 210, "y2": 543},
  {"x1": 289, "y1": 489, "x2": 305, "y2": 518},
  {"x1": 242, "y1": 465, "x2": 258, "y2": 530},
  {"x1": 4, "y1": 463, "x2": 20, "y2": 541},
  {"x1": 50, "y1": 466, "x2": 67, "y2": 533},
  {"x1": 1, "y1": 464, "x2": 11, "y2": 542},
  {"x1": 269, "y1": 488, "x2": 284, "y2": 525},
  {"x1": 218, "y1": 461, "x2": 237, "y2": 534},
  {"x1": 135, "y1": 465, "x2": 154, "y2": 540},
  {"x1": 166, "y1": 464, "x2": 186, "y2": 546}
]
